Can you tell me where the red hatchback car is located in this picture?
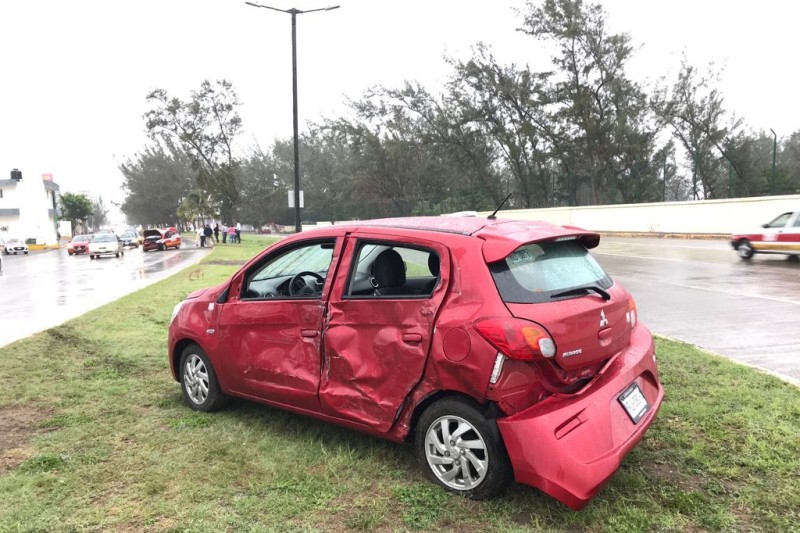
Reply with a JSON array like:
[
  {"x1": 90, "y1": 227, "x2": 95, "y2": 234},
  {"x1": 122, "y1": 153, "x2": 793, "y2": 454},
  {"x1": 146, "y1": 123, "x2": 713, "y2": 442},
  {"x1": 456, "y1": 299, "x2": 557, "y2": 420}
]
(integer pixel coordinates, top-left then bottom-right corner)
[
  {"x1": 168, "y1": 216, "x2": 663, "y2": 510},
  {"x1": 67, "y1": 234, "x2": 92, "y2": 255}
]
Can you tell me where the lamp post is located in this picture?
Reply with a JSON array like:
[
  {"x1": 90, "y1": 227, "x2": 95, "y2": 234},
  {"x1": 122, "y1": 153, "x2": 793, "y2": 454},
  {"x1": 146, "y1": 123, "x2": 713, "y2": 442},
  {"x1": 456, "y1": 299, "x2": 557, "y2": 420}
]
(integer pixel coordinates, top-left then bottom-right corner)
[
  {"x1": 769, "y1": 128, "x2": 777, "y2": 195},
  {"x1": 245, "y1": 2, "x2": 340, "y2": 233}
]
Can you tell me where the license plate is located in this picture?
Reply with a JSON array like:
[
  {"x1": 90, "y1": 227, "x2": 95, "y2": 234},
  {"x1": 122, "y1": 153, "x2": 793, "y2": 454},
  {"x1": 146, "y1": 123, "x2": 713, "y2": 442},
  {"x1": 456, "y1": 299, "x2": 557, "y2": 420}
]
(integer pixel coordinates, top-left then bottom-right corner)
[{"x1": 618, "y1": 383, "x2": 649, "y2": 423}]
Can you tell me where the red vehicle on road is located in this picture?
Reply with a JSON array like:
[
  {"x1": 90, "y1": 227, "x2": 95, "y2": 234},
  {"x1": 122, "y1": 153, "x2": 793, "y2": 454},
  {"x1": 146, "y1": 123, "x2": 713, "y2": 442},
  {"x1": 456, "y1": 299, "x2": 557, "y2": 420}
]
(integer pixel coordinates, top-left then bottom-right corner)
[
  {"x1": 730, "y1": 211, "x2": 800, "y2": 260},
  {"x1": 167, "y1": 216, "x2": 663, "y2": 510},
  {"x1": 67, "y1": 234, "x2": 92, "y2": 255},
  {"x1": 142, "y1": 227, "x2": 181, "y2": 252}
]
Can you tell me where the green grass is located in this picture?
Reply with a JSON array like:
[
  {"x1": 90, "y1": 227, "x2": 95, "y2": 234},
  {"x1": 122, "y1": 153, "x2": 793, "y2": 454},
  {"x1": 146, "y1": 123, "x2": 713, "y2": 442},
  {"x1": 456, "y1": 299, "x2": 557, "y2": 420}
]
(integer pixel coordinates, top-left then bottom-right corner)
[{"x1": 1, "y1": 233, "x2": 799, "y2": 531}]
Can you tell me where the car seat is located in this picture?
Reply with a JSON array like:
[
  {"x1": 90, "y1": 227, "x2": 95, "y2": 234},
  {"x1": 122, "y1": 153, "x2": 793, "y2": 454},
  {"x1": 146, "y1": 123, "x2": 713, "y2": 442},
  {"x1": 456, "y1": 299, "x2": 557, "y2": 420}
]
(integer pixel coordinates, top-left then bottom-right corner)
[{"x1": 372, "y1": 249, "x2": 407, "y2": 296}]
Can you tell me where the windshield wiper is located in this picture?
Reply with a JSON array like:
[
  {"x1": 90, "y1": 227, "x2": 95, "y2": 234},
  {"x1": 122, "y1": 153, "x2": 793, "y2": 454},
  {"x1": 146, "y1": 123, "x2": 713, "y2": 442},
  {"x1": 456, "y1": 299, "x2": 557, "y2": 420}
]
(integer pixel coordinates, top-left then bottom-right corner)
[{"x1": 550, "y1": 285, "x2": 611, "y2": 301}]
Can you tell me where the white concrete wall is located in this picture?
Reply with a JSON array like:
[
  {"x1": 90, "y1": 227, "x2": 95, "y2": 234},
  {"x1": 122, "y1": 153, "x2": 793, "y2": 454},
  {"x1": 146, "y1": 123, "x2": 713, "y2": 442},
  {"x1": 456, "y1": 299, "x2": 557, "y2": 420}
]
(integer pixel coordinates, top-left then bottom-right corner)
[{"x1": 486, "y1": 194, "x2": 800, "y2": 235}]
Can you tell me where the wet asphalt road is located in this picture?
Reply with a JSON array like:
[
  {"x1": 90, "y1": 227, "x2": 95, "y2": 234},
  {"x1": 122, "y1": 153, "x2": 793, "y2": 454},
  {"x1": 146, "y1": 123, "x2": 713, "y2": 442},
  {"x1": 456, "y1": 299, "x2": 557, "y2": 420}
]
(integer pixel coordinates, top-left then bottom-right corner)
[
  {"x1": 595, "y1": 237, "x2": 800, "y2": 384},
  {"x1": 0, "y1": 245, "x2": 210, "y2": 348},
  {"x1": 1, "y1": 236, "x2": 797, "y2": 384}
]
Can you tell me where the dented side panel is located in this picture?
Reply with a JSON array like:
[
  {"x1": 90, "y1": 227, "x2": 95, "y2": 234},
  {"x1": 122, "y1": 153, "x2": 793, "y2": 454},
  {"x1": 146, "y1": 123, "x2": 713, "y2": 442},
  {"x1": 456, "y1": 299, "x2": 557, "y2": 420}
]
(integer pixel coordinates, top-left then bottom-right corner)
[
  {"x1": 215, "y1": 234, "x2": 346, "y2": 412},
  {"x1": 218, "y1": 299, "x2": 325, "y2": 411},
  {"x1": 320, "y1": 233, "x2": 449, "y2": 433}
]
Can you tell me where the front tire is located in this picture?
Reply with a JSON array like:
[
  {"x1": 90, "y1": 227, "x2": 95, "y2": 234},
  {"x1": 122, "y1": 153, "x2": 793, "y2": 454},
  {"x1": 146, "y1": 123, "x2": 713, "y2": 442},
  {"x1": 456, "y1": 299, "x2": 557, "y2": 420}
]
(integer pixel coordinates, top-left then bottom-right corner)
[
  {"x1": 179, "y1": 344, "x2": 228, "y2": 412},
  {"x1": 415, "y1": 398, "x2": 512, "y2": 500},
  {"x1": 737, "y1": 240, "x2": 754, "y2": 260}
]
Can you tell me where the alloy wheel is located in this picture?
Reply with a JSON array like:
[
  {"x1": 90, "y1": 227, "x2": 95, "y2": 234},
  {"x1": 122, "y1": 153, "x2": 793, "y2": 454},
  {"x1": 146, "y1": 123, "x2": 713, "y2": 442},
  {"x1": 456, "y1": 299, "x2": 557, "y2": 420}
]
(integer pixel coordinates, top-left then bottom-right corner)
[
  {"x1": 424, "y1": 414, "x2": 488, "y2": 491},
  {"x1": 183, "y1": 353, "x2": 210, "y2": 405}
]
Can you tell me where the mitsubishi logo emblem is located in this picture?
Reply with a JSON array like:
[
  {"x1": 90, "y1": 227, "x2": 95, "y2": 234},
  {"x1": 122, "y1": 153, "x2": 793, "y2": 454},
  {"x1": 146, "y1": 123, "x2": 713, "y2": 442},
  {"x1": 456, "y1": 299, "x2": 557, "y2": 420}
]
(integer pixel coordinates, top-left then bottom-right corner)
[{"x1": 599, "y1": 310, "x2": 609, "y2": 328}]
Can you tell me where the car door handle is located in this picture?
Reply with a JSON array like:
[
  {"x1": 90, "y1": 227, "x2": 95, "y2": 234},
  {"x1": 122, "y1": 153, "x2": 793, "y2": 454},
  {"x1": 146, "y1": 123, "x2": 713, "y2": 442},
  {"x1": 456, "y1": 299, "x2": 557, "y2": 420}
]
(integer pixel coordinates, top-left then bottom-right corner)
[
  {"x1": 301, "y1": 330, "x2": 318, "y2": 338},
  {"x1": 403, "y1": 333, "x2": 423, "y2": 343}
]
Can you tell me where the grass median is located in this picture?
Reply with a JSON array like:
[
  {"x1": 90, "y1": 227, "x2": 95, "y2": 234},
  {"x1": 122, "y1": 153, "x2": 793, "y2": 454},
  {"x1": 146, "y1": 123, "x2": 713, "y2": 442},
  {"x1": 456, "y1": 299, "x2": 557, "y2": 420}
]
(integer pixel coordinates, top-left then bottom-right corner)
[{"x1": 1, "y1": 234, "x2": 798, "y2": 532}]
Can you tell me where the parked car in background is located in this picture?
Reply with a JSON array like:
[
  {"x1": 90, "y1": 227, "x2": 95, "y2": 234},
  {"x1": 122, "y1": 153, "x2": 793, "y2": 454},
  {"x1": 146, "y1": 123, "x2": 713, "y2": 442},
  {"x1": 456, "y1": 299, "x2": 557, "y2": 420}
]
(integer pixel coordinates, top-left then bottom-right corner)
[
  {"x1": 168, "y1": 216, "x2": 663, "y2": 510},
  {"x1": 88, "y1": 233, "x2": 123, "y2": 259},
  {"x1": 143, "y1": 227, "x2": 181, "y2": 252},
  {"x1": 67, "y1": 234, "x2": 93, "y2": 255},
  {"x1": 730, "y1": 211, "x2": 800, "y2": 260},
  {"x1": 4, "y1": 238, "x2": 28, "y2": 255},
  {"x1": 120, "y1": 230, "x2": 140, "y2": 248}
]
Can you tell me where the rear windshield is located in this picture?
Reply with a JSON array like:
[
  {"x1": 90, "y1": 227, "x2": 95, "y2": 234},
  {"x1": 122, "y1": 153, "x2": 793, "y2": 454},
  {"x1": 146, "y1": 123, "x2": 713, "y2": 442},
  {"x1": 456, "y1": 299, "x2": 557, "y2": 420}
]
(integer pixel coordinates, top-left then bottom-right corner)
[{"x1": 489, "y1": 240, "x2": 612, "y2": 303}]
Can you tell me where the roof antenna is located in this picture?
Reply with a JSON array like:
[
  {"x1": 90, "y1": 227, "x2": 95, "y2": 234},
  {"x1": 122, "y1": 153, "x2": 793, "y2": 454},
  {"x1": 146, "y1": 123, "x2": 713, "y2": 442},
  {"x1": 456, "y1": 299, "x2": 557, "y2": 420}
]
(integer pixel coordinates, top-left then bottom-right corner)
[{"x1": 487, "y1": 193, "x2": 512, "y2": 220}]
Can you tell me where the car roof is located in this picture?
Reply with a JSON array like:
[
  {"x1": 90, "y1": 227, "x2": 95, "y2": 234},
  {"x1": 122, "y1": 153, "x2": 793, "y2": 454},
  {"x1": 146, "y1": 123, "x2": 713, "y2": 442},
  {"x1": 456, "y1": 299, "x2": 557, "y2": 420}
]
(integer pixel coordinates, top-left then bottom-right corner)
[{"x1": 328, "y1": 216, "x2": 600, "y2": 262}]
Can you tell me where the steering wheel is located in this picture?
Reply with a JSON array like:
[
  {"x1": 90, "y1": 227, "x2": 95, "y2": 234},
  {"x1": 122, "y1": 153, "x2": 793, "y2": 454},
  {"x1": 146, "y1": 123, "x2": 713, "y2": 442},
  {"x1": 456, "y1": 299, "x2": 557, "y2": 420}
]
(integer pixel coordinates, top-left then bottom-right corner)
[{"x1": 289, "y1": 271, "x2": 325, "y2": 296}]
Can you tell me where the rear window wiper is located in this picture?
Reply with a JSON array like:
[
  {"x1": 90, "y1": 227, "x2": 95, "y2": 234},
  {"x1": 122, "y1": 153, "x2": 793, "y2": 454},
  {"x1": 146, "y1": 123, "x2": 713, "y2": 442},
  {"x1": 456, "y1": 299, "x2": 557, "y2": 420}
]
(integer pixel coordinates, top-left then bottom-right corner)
[{"x1": 550, "y1": 285, "x2": 611, "y2": 301}]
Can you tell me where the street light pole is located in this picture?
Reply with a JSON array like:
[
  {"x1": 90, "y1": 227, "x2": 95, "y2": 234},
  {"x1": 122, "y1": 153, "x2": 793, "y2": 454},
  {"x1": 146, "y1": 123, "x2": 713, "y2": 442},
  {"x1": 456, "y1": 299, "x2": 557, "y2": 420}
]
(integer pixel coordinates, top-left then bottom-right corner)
[
  {"x1": 769, "y1": 128, "x2": 777, "y2": 196},
  {"x1": 245, "y1": 2, "x2": 340, "y2": 233}
]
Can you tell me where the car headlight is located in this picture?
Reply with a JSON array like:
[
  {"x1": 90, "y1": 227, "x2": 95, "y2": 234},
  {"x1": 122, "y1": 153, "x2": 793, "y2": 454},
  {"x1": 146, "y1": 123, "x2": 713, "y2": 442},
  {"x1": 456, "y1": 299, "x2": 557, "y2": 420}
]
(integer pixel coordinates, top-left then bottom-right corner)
[{"x1": 171, "y1": 300, "x2": 187, "y2": 323}]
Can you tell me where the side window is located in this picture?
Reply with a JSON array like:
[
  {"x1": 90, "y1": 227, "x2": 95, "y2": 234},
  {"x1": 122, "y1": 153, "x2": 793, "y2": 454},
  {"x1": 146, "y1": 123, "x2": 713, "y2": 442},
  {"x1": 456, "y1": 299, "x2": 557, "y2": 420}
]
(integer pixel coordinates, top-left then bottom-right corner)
[
  {"x1": 346, "y1": 241, "x2": 439, "y2": 299},
  {"x1": 793, "y1": 214, "x2": 800, "y2": 228},
  {"x1": 243, "y1": 240, "x2": 335, "y2": 300},
  {"x1": 766, "y1": 213, "x2": 792, "y2": 228}
]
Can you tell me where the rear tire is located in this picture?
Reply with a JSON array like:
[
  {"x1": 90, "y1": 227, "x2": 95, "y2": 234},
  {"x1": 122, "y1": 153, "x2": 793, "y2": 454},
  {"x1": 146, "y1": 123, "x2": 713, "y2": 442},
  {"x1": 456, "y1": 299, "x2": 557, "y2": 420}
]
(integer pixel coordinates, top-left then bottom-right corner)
[
  {"x1": 415, "y1": 398, "x2": 512, "y2": 500},
  {"x1": 736, "y1": 240, "x2": 754, "y2": 260},
  {"x1": 179, "y1": 344, "x2": 228, "y2": 412}
]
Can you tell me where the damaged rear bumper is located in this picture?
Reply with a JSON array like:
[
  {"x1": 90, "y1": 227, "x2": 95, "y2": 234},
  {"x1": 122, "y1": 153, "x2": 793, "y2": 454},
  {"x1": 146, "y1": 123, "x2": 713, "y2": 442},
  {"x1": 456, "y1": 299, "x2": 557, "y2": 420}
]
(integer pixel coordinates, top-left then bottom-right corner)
[{"x1": 496, "y1": 326, "x2": 664, "y2": 510}]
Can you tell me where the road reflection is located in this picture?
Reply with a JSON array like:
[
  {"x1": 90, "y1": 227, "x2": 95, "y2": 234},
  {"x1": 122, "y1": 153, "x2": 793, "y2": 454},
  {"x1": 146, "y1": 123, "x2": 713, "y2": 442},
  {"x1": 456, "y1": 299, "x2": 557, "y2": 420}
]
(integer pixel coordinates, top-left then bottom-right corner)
[
  {"x1": 0, "y1": 246, "x2": 210, "y2": 347},
  {"x1": 595, "y1": 237, "x2": 800, "y2": 383}
]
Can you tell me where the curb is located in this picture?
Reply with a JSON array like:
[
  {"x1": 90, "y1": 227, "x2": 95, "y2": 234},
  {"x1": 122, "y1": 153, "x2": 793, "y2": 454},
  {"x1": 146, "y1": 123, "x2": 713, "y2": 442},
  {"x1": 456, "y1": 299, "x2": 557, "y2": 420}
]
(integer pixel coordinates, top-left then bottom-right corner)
[{"x1": 599, "y1": 232, "x2": 729, "y2": 240}]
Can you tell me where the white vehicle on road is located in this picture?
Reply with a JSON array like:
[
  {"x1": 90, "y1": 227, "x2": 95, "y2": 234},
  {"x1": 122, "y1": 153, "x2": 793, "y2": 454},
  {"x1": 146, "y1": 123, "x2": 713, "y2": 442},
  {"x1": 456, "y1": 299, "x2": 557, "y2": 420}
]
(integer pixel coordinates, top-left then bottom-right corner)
[
  {"x1": 3, "y1": 238, "x2": 28, "y2": 255},
  {"x1": 89, "y1": 233, "x2": 124, "y2": 259}
]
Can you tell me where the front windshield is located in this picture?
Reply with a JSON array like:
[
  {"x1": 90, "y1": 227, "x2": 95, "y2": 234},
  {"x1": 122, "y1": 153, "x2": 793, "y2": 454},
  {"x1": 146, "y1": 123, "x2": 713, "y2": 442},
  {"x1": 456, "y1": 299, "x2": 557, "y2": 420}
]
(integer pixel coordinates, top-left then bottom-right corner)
[{"x1": 252, "y1": 242, "x2": 334, "y2": 281}]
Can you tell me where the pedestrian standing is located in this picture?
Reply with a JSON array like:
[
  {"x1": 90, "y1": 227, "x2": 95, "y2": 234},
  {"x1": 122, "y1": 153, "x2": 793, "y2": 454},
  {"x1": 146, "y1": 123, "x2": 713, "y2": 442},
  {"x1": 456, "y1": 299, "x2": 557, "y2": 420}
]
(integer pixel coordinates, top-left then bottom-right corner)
[
  {"x1": 213, "y1": 222, "x2": 220, "y2": 243},
  {"x1": 203, "y1": 223, "x2": 214, "y2": 246},
  {"x1": 198, "y1": 226, "x2": 205, "y2": 248},
  {"x1": 235, "y1": 220, "x2": 242, "y2": 243},
  {"x1": 221, "y1": 223, "x2": 228, "y2": 244},
  {"x1": 228, "y1": 224, "x2": 236, "y2": 244}
]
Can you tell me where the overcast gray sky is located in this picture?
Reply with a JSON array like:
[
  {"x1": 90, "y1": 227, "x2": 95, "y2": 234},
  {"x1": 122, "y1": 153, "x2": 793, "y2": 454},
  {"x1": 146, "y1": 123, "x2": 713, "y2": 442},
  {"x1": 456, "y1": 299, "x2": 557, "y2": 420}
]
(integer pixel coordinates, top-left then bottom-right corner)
[{"x1": 2, "y1": 0, "x2": 797, "y2": 223}]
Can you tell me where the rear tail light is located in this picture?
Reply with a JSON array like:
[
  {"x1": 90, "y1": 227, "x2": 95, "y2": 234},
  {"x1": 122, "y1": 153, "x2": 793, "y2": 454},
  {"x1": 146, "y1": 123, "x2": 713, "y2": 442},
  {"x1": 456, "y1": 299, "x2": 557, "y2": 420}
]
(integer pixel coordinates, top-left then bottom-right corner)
[
  {"x1": 474, "y1": 317, "x2": 556, "y2": 361},
  {"x1": 627, "y1": 297, "x2": 637, "y2": 328}
]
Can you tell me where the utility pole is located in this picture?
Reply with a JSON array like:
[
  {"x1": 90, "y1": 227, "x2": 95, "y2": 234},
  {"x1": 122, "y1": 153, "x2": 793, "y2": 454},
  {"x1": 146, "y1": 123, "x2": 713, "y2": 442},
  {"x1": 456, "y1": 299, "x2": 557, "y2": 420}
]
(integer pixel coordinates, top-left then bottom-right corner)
[{"x1": 245, "y1": 2, "x2": 340, "y2": 232}]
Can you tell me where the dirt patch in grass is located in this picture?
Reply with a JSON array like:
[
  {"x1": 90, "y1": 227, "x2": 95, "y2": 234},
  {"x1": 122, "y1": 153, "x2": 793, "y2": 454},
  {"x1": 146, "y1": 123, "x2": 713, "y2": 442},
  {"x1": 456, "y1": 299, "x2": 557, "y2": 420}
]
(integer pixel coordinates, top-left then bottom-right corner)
[
  {"x1": 202, "y1": 259, "x2": 247, "y2": 266},
  {"x1": 0, "y1": 405, "x2": 50, "y2": 472}
]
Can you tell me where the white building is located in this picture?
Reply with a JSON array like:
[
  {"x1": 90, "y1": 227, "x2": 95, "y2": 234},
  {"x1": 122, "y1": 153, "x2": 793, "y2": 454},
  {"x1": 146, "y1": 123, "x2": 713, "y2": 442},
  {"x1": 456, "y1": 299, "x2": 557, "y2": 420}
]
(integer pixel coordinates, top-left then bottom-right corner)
[{"x1": 0, "y1": 171, "x2": 60, "y2": 246}]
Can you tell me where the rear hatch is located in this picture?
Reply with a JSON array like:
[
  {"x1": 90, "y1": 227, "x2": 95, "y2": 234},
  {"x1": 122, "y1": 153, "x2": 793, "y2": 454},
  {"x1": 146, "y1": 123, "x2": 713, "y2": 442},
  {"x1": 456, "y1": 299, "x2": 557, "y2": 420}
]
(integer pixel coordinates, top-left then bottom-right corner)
[{"x1": 488, "y1": 239, "x2": 634, "y2": 377}]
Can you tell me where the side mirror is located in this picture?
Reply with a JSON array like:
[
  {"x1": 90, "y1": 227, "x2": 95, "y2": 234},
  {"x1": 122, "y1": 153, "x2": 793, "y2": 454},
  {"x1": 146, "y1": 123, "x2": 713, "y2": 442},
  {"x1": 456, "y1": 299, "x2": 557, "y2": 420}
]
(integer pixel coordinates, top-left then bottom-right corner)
[{"x1": 761, "y1": 223, "x2": 770, "y2": 228}]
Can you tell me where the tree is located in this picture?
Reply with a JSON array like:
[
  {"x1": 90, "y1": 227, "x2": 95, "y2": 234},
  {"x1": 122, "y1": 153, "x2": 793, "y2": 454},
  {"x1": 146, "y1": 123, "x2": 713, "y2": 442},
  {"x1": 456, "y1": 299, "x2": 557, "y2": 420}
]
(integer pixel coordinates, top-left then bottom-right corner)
[
  {"x1": 144, "y1": 79, "x2": 243, "y2": 222},
  {"x1": 652, "y1": 58, "x2": 741, "y2": 199},
  {"x1": 91, "y1": 196, "x2": 109, "y2": 230},
  {"x1": 59, "y1": 192, "x2": 93, "y2": 234},
  {"x1": 520, "y1": 0, "x2": 660, "y2": 205},
  {"x1": 777, "y1": 130, "x2": 800, "y2": 194},
  {"x1": 120, "y1": 144, "x2": 194, "y2": 227}
]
